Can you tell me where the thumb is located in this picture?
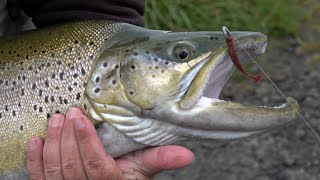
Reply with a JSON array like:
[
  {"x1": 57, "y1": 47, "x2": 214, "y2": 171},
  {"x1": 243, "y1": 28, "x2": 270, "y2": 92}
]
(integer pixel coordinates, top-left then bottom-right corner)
[{"x1": 116, "y1": 145, "x2": 194, "y2": 179}]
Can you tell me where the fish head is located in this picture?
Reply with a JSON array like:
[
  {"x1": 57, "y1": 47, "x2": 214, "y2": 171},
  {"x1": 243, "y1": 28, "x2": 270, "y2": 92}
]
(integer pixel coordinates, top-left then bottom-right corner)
[{"x1": 85, "y1": 25, "x2": 299, "y2": 150}]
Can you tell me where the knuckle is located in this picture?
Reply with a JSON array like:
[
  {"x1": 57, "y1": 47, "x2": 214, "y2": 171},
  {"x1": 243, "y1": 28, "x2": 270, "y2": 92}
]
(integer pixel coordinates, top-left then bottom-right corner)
[
  {"x1": 45, "y1": 165, "x2": 61, "y2": 177},
  {"x1": 29, "y1": 175, "x2": 45, "y2": 180},
  {"x1": 77, "y1": 129, "x2": 94, "y2": 143},
  {"x1": 84, "y1": 158, "x2": 105, "y2": 171},
  {"x1": 62, "y1": 159, "x2": 82, "y2": 170}
]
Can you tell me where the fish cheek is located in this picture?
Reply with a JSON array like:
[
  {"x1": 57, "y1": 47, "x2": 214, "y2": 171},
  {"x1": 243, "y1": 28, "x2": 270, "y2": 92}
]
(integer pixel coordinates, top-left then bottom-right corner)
[
  {"x1": 120, "y1": 56, "x2": 178, "y2": 109},
  {"x1": 85, "y1": 56, "x2": 122, "y2": 104}
]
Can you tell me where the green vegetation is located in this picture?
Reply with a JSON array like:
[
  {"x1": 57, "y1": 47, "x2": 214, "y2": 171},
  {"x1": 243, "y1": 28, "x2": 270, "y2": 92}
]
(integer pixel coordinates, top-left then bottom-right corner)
[{"x1": 145, "y1": 0, "x2": 305, "y2": 37}]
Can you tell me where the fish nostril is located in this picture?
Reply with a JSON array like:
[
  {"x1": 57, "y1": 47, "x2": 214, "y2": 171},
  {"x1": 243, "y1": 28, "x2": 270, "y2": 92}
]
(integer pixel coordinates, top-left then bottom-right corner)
[
  {"x1": 130, "y1": 65, "x2": 136, "y2": 70},
  {"x1": 129, "y1": 91, "x2": 134, "y2": 95}
]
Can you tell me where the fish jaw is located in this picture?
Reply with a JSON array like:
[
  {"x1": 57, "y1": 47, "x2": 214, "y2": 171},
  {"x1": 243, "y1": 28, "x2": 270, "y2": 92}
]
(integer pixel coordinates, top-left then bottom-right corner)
[{"x1": 140, "y1": 31, "x2": 300, "y2": 141}]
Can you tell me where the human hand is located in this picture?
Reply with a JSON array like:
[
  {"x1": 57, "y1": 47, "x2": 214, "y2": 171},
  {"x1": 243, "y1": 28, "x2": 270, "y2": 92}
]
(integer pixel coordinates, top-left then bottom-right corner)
[{"x1": 26, "y1": 107, "x2": 194, "y2": 180}]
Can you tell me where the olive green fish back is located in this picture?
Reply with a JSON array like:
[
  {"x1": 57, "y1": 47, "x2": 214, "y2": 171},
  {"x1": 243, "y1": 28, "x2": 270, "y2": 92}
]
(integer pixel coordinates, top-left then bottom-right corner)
[{"x1": 0, "y1": 20, "x2": 122, "y2": 174}]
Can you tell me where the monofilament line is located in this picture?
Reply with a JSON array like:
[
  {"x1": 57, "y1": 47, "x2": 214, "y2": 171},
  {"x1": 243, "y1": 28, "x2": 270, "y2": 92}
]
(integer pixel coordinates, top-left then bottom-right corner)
[{"x1": 225, "y1": 27, "x2": 320, "y2": 142}]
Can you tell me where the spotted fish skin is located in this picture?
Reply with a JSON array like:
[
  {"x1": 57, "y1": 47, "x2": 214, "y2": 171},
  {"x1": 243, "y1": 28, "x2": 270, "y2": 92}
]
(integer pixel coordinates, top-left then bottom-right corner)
[{"x1": 0, "y1": 20, "x2": 122, "y2": 175}]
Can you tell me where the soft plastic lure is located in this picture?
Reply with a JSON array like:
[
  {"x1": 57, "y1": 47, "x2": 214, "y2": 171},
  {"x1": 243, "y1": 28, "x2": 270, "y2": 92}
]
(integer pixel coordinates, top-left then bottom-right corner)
[{"x1": 222, "y1": 26, "x2": 262, "y2": 82}]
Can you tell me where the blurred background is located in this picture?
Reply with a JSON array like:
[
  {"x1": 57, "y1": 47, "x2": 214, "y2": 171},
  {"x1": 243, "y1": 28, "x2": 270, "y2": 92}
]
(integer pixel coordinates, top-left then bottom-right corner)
[{"x1": 145, "y1": 0, "x2": 320, "y2": 180}]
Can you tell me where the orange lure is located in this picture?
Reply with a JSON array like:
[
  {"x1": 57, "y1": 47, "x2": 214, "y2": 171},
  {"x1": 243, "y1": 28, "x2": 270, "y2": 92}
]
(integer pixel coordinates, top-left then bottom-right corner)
[{"x1": 223, "y1": 26, "x2": 262, "y2": 83}]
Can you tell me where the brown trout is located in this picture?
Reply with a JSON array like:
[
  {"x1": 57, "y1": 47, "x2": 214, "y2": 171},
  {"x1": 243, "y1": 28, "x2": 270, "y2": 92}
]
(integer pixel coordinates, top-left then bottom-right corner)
[{"x1": 0, "y1": 20, "x2": 299, "y2": 179}]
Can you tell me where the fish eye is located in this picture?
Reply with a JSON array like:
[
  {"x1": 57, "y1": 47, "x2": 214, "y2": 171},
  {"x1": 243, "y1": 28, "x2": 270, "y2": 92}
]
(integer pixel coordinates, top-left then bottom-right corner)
[
  {"x1": 174, "y1": 47, "x2": 192, "y2": 61},
  {"x1": 178, "y1": 50, "x2": 189, "y2": 60}
]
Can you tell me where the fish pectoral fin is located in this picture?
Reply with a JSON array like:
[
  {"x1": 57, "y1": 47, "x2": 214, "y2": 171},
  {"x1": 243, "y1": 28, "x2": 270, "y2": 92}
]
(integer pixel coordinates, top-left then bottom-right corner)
[{"x1": 100, "y1": 113, "x2": 183, "y2": 146}]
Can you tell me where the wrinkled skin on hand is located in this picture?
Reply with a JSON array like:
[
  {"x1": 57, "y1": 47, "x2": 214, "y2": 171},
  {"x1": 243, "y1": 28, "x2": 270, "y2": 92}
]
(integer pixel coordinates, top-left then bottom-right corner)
[{"x1": 26, "y1": 108, "x2": 194, "y2": 180}]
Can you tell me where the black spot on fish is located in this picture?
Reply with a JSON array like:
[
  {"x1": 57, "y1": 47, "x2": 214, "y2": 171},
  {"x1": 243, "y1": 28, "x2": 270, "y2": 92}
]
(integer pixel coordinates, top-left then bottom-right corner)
[
  {"x1": 18, "y1": 103, "x2": 21, "y2": 107},
  {"x1": 89, "y1": 41, "x2": 94, "y2": 46},
  {"x1": 114, "y1": 64, "x2": 119, "y2": 69},
  {"x1": 28, "y1": 66, "x2": 33, "y2": 71},
  {"x1": 154, "y1": 58, "x2": 158, "y2": 62},
  {"x1": 64, "y1": 99, "x2": 68, "y2": 104},
  {"x1": 32, "y1": 83, "x2": 36, "y2": 90},
  {"x1": 165, "y1": 61, "x2": 169, "y2": 65},
  {"x1": 5, "y1": 105, "x2": 8, "y2": 111},
  {"x1": 34, "y1": 50, "x2": 37, "y2": 53},
  {"x1": 94, "y1": 88, "x2": 101, "y2": 93},
  {"x1": 5, "y1": 81, "x2": 8, "y2": 86},
  {"x1": 59, "y1": 72, "x2": 64, "y2": 80},
  {"x1": 26, "y1": 55, "x2": 29, "y2": 59},
  {"x1": 74, "y1": 40, "x2": 78, "y2": 44},
  {"x1": 21, "y1": 88, "x2": 25, "y2": 96},
  {"x1": 73, "y1": 73, "x2": 78, "y2": 78},
  {"x1": 39, "y1": 107, "x2": 43, "y2": 112},
  {"x1": 146, "y1": 51, "x2": 150, "y2": 54},
  {"x1": 73, "y1": 82, "x2": 78, "y2": 86},
  {"x1": 12, "y1": 81, "x2": 16, "y2": 86},
  {"x1": 47, "y1": 113, "x2": 50, "y2": 119},
  {"x1": 20, "y1": 125, "x2": 23, "y2": 131},
  {"x1": 155, "y1": 66, "x2": 159, "y2": 69},
  {"x1": 39, "y1": 89, "x2": 43, "y2": 97},
  {"x1": 22, "y1": 75, "x2": 26, "y2": 81},
  {"x1": 51, "y1": 74, "x2": 56, "y2": 79},
  {"x1": 133, "y1": 52, "x2": 139, "y2": 56},
  {"x1": 0, "y1": 113, "x2": 2, "y2": 118},
  {"x1": 57, "y1": 61, "x2": 62, "y2": 65},
  {"x1": 125, "y1": 49, "x2": 130, "y2": 52},
  {"x1": 42, "y1": 50, "x2": 46, "y2": 54},
  {"x1": 76, "y1": 93, "x2": 81, "y2": 100},
  {"x1": 81, "y1": 68, "x2": 86, "y2": 75},
  {"x1": 89, "y1": 55, "x2": 94, "y2": 60},
  {"x1": 50, "y1": 96, "x2": 55, "y2": 102},
  {"x1": 103, "y1": 62, "x2": 108, "y2": 67},
  {"x1": 47, "y1": 62, "x2": 51, "y2": 67},
  {"x1": 12, "y1": 111, "x2": 16, "y2": 117},
  {"x1": 59, "y1": 96, "x2": 63, "y2": 104},
  {"x1": 33, "y1": 105, "x2": 37, "y2": 111},
  {"x1": 95, "y1": 76, "x2": 100, "y2": 83},
  {"x1": 45, "y1": 80, "x2": 49, "y2": 87},
  {"x1": 68, "y1": 86, "x2": 73, "y2": 92},
  {"x1": 45, "y1": 96, "x2": 49, "y2": 103}
]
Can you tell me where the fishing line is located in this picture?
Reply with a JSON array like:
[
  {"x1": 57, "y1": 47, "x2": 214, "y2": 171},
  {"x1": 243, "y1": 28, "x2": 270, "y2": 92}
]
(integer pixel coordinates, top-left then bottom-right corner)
[{"x1": 223, "y1": 26, "x2": 320, "y2": 142}]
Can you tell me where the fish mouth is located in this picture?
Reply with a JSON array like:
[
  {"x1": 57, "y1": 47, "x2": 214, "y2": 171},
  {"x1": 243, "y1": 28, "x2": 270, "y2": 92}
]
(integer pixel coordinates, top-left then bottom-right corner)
[
  {"x1": 168, "y1": 32, "x2": 300, "y2": 137},
  {"x1": 179, "y1": 32, "x2": 268, "y2": 109}
]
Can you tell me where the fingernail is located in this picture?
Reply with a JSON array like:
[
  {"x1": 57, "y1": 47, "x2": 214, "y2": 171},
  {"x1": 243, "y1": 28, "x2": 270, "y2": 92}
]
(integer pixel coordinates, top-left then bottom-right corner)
[
  {"x1": 49, "y1": 115, "x2": 63, "y2": 127},
  {"x1": 67, "y1": 107, "x2": 83, "y2": 118},
  {"x1": 74, "y1": 116, "x2": 85, "y2": 130},
  {"x1": 29, "y1": 137, "x2": 38, "y2": 151}
]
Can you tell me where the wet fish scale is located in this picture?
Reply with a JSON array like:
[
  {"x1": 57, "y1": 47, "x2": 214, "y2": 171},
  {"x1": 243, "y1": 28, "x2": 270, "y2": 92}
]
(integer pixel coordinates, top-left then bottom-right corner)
[{"x1": 0, "y1": 21, "x2": 122, "y2": 174}]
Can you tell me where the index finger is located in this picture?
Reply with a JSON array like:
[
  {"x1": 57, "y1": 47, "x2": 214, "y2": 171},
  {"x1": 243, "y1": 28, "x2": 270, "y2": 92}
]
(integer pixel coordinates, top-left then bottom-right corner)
[{"x1": 72, "y1": 112, "x2": 123, "y2": 180}]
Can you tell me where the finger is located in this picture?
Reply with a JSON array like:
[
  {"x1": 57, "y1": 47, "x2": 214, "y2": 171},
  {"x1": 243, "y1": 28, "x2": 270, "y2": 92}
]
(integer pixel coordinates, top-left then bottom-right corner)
[
  {"x1": 73, "y1": 112, "x2": 123, "y2": 180},
  {"x1": 61, "y1": 108, "x2": 87, "y2": 180},
  {"x1": 26, "y1": 136, "x2": 45, "y2": 180},
  {"x1": 117, "y1": 145, "x2": 194, "y2": 178},
  {"x1": 43, "y1": 114, "x2": 65, "y2": 180}
]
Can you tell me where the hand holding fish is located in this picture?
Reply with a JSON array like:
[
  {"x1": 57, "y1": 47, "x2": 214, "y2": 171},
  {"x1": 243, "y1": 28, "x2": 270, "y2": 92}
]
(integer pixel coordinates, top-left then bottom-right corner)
[{"x1": 26, "y1": 108, "x2": 194, "y2": 180}]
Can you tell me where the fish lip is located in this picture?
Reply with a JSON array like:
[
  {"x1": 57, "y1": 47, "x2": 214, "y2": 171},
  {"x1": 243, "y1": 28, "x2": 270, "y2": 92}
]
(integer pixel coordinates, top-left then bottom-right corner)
[{"x1": 178, "y1": 35, "x2": 268, "y2": 109}]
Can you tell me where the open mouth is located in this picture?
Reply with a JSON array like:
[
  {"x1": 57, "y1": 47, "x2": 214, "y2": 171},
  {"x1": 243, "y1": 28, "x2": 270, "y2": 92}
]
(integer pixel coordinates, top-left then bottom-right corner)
[
  {"x1": 179, "y1": 32, "x2": 269, "y2": 109},
  {"x1": 164, "y1": 32, "x2": 299, "y2": 135}
]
